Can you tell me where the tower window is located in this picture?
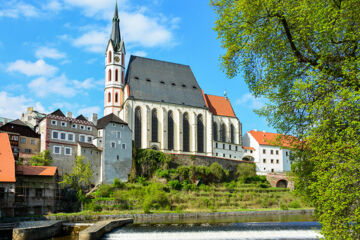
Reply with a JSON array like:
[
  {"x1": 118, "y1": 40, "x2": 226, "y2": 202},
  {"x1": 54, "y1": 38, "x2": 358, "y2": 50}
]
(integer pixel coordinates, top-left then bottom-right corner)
[
  {"x1": 115, "y1": 93, "x2": 118, "y2": 103},
  {"x1": 108, "y1": 92, "x2": 111, "y2": 103},
  {"x1": 108, "y1": 69, "x2": 112, "y2": 81},
  {"x1": 108, "y1": 51, "x2": 112, "y2": 63},
  {"x1": 122, "y1": 53, "x2": 125, "y2": 66},
  {"x1": 121, "y1": 70, "x2": 124, "y2": 84},
  {"x1": 115, "y1": 69, "x2": 118, "y2": 82}
]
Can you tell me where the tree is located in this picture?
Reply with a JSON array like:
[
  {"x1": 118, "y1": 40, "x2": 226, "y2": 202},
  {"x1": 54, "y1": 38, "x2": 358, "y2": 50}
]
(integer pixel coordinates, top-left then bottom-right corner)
[
  {"x1": 211, "y1": 0, "x2": 360, "y2": 238},
  {"x1": 236, "y1": 163, "x2": 256, "y2": 182},
  {"x1": 30, "y1": 150, "x2": 52, "y2": 166},
  {"x1": 60, "y1": 156, "x2": 93, "y2": 192}
]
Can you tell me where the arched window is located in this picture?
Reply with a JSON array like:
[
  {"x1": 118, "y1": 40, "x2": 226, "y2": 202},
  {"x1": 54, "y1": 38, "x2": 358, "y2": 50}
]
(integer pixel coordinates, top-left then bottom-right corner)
[
  {"x1": 213, "y1": 122, "x2": 218, "y2": 141},
  {"x1": 220, "y1": 123, "x2": 226, "y2": 142},
  {"x1": 168, "y1": 111, "x2": 174, "y2": 150},
  {"x1": 108, "y1": 69, "x2": 112, "y2": 82},
  {"x1": 121, "y1": 70, "x2": 124, "y2": 84},
  {"x1": 183, "y1": 113, "x2": 190, "y2": 152},
  {"x1": 122, "y1": 53, "x2": 125, "y2": 66},
  {"x1": 135, "y1": 107, "x2": 142, "y2": 148},
  {"x1": 108, "y1": 92, "x2": 111, "y2": 103},
  {"x1": 151, "y1": 109, "x2": 158, "y2": 142},
  {"x1": 115, "y1": 92, "x2": 118, "y2": 103},
  {"x1": 197, "y1": 115, "x2": 204, "y2": 153},
  {"x1": 115, "y1": 69, "x2": 118, "y2": 82},
  {"x1": 230, "y1": 124, "x2": 235, "y2": 144},
  {"x1": 108, "y1": 51, "x2": 112, "y2": 63}
]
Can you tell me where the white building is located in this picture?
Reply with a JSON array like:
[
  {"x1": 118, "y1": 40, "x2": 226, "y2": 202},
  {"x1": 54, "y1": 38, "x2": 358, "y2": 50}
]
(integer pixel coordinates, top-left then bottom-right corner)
[
  {"x1": 242, "y1": 130, "x2": 293, "y2": 174},
  {"x1": 104, "y1": 3, "x2": 245, "y2": 160}
]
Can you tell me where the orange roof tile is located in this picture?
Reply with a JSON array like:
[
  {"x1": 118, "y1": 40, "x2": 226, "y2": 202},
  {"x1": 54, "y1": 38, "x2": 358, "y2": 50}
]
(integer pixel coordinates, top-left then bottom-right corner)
[
  {"x1": 0, "y1": 133, "x2": 16, "y2": 182},
  {"x1": 242, "y1": 146, "x2": 255, "y2": 151},
  {"x1": 16, "y1": 165, "x2": 57, "y2": 176},
  {"x1": 203, "y1": 94, "x2": 236, "y2": 117},
  {"x1": 249, "y1": 130, "x2": 297, "y2": 148}
]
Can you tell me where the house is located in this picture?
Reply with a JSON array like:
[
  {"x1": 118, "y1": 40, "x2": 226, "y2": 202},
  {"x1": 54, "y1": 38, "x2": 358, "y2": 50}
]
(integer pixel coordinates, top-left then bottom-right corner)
[
  {"x1": 0, "y1": 133, "x2": 16, "y2": 217},
  {"x1": 21, "y1": 106, "x2": 46, "y2": 130},
  {"x1": 0, "y1": 117, "x2": 13, "y2": 127},
  {"x1": 0, "y1": 119, "x2": 40, "y2": 161},
  {"x1": 242, "y1": 130, "x2": 294, "y2": 174}
]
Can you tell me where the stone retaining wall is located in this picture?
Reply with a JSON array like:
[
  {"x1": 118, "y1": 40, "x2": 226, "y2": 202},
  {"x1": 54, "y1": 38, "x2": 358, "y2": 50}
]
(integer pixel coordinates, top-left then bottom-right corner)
[
  {"x1": 13, "y1": 220, "x2": 63, "y2": 240},
  {"x1": 79, "y1": 218, "x2": 133, "y2": 240}
]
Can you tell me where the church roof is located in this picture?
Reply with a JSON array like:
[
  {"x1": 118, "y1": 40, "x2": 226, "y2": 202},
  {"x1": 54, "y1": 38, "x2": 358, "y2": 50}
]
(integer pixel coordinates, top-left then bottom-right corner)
[
  {"x1": 97, "y1": 113, "x2": 127, "y2": 129},
  {"x1": 110, "y1": 2, "x2": 121, "y2": 52},
  {"x1": 125, "y1": 56, "x2": 208, "y2": 109},
  {"x1": 203, "y1": 94, "x2": 236, "y2": 117}
]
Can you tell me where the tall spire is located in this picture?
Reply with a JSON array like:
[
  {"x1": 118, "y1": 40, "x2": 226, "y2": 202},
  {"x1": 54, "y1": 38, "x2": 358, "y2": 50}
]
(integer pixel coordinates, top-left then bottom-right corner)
[{"x1": 110, "y1": 1, "x2": 121, "y2": 51}]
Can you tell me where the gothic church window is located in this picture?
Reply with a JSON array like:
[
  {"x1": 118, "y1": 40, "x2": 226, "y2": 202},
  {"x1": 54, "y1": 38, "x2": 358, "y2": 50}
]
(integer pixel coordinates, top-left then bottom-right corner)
[
  {"x1": 213, "y1": 122, "x2": 218, "y2": 141},
  {"x1": 220, "y1": 123, "x2": 226, "y2": 142},
  {"x1": 197, "y1": 115, "x2": 204, "y2": 153},
  {"x1": 168, "y1": 111, "x2": 174, "y2": 150},
  {"x1": 151, "y1": 109, "x2": 158, "y2": 142},
  {"x1": 108, "y1": 69, "x2": 112, "y2": 81},
  {"x1": 230, "y1": 124, "x2": 235, "y2": 144},
  {"x1": 135, "y1": 107, "x2": 142, "y2": 148},
  {"x1": 183, "y1": 113, "x2": 190, "y2": 152},
  {"x1": 115, "y1": 93, "x2": 118, "y2": 103}
]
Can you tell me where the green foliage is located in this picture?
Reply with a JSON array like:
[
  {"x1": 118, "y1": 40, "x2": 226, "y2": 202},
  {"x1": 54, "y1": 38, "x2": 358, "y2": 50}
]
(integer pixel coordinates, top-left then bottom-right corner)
[
  {"x1": 168, "y1": 180, "x2": 182, "y2": 190},
  {"x1": 209, "y1": 162, "x2": 228, "y2": 183},
  {"x1": 30, "y1": 150, "x2": 52, "y2": 166},
  {"x1": 85, "y1": 202, "x2": 102, "y2": 212},
  {"x1": 93, "y1": 184, "x2": 114, "y2": 198},
  {"x1": 136, "y1": 176, "x2": 147, "y2": 185},
  {"x1": 245, "y1": 176, "x2": 267, "y2": 184},
  {"x1": 211, "y1": 0, "x2": 360, "y2": 237},
  {"x1": 142, "y1": 183, "x2": 171, "y2": 213},
  {"x1": 156, "y1": 169, "x2": 171, "y2": 179},
  {"x1": 132, "y1": 149, "x2": 172, "y2": 179},
  {"x1": 60, "y1": 156, "x2": 93, "y2": 194},
  {"x1": 236, "y1": 163, "x2": 256, "y2": 182},
  {"x1": 112, "y1": 178, "x2": 124, "y2": 188},
  {"x1": 288, "y1": 201, "x2": 301, "y2": 209}
]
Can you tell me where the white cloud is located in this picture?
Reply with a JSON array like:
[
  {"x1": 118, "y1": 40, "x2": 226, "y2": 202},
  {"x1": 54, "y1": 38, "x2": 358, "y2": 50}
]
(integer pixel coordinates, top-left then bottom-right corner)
[
  {"x1": 0, "y1": 91, "x2": 44, "y2": 119},
  {"x1": 0, "y1": 2, "x2": 40, "y2": 18},
  {"x1": 77, "y1": 106, "x2": 101, "y2": 117},
  {"x1": 43, "y1": 0, "x2": 62, "y2": 12},
  {"x1": 35, "y1": 47, "x2": 66, "y2": 59},
  {"x1": 73, "y1": 78, "x2": 103, "y2": 89},
  {"x1": 133, "y1": 51, "x2": 147, "y2": 57},
  {"x1": 236, "y1": 93, "x2": 265, "y2": 109},
  {"x1": 7, "y1": 59, "x2": 58, "y2": 77},
  {"x1": 72, "y1": 30, "x2": 108, "y2": 53},
  {"x1": 63, "y1": 0, "x2": 127, "y2": 18}
]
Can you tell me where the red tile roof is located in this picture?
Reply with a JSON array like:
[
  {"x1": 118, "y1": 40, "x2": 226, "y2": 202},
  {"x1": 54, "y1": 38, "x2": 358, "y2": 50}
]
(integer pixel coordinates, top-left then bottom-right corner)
[
  {"x1": 16, "y1": 165, "x2": 57, "y2": 176},
  {"x1": 203, "y1": 94, "x2": 236, "y2": 117},
  {"x1": 0, "y1": 133, "x2": 16, "y2": 182},
  {"x1": 242, "y1": 146, "x2": 255, "y2": 151},
  {"x1": 248, "y1": 130, "x2": 297, "y2": 148}
]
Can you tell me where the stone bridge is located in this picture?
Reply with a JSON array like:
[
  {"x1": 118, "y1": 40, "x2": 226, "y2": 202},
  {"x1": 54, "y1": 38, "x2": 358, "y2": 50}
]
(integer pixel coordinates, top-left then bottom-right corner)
[{"x1": 266, "y1": 173, "x2": 294, "y2": 190}]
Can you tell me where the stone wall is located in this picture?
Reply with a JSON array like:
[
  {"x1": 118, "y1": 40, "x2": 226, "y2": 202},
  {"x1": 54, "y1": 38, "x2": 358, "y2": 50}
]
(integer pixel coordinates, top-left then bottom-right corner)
[
  {"x1": 170, "y1": 153, "x2": 252, "y2": 173},
  {"x1": 266, "y1": 173, "x2": 294, "y2": 190}
]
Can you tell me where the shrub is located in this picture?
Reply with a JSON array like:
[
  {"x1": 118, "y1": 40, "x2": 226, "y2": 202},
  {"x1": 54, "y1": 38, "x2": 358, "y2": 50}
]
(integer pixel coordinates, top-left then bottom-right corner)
[
  {"x1": 245, "y1": 175, "x2": 267, "y2": 184},
  {"x1": 236, "y1": 163, "x2": 256, "y2": 182},
  {"x1": 176, "y1": 166, "x2": 192, "y2": 182},
  {"x1": 288, "y1": 201, "x2": 301, "y2": 209},
  {"x1": 143, "y1": 190, "x2": 170, "y2": 212},
  {"x1": 93, "y1": 184, "x2": 114, "y2": 198},
  {"x1": 259, "y1": 182, "x2": 270, "y2": 188},
  {"x1": 85, "y1": 202, "x2": 102, "y2": 212},
  {"x1": 134, "y1": 149, "x2": 172, "y2": 178},
  {"x1": 209, "y1": 162, "x2": 227, "y2": 183},
  {"x1": 136, "y1": 176, "x2": 147, "y2": 185},
  {"x1": 112, "y1": 177, "x2": 124, "y2": 188},
  {"x1": 280, "y1": 202, "x2": 289, "y2": 210},
  {"x1": 156, "y1": 169, "x2": 170, "y2": 179},
  {"x1": 168, "y1": 180, "x2": 182, "y2": 190}
]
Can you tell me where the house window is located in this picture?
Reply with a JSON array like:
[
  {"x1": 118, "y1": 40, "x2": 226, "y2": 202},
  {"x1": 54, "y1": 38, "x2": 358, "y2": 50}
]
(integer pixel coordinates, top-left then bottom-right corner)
[
  {"x1": 263, "y1": 149, "x2": 266, "y2": 154},
  {"x1": 216, "y1": 153, "x2": 218, "y2": 156},
  {"x1": 61, "y1": 121, "x2": 67, "y2": 127},
  {"x1": 271, "y1": 150, "x2": 274, "y2": 154},
  {"x1": 229, "y1": 145, "x2": 231, "y2": 150},
  {"x1": 52, "y1": 131, "x2": 59, "y2": 139},
  {"x1": 276, "y1": 150, "x2": 279, "y2": 155},
  {"x1": 223, "y1": 153, "x2": 225, "y2": 157},
  {"x1": 183, "y1": 113, "x2": 190, "y2": 152},
  {"x1": 271, "y1": 169, "x2": 274, "y2": 172},
  {"x1": 60, "y1": 132, "x2": 66, "y2": 140},
  {"x1": 87, "y1": 126, "x2": 92, "y2": 131},
  {"x1": 80, "y1": 125, "x2": 85, "y2": 130},
  {"x1": 122, "y1": 143, "x2": 126, "y2": 149},
  {"x1": 12, "y1": 136, "x2": 19, "y2": 141},
  {"x1": 230, "y1": 124, "x2": 234, "y2": 144},
  {"x1": 30, "y1": 139, "x2": 36, "y2": 145},
  {"x1": 24, "y1": 149, "x2": 31, "y2": 153},
  {"x1": 117, "y1": 155, "x2": 119, "y2": 160},
  {"x1": 220, "y1": 123, "x2": 226, "y2": 142},
  {"x1": 250, "y1": 150, "x2": 253, "y2": 153},
  {"x1": 79, "y1": 135, "x2": 85, "y2": 142},
  {"x1": 87, "y1": 136, "x2": 92, "y2": 143},
  {"x1": 108, "y1": 69, "x2": 112, "y2": 81},
  {"x1": 35, "y1": 189, "x2": 43, "y2": 198},
  {"x1": 271, "y1": 159, "x2": 274, "y2": 163},
  {"x1": 235, "y1": 146, "x2": 238, "y2": 151},
  {"x1": 21, "y1": 138, "x2": 26, "y2": 144},
  {"x1": 53, "y1": 146, "x2": 61, "y2": 154},
  {"x1": 286, "y1": 151, "x2": 289, "y2": 156},
  {"x1": 67, "y1": 133, "x2": 74, "y2": 141},
  {"x1": 263, "y1": 159, "x2": 266, "y2": 163},
  {"x1": 213, "y1": 122, "x2": 218, "y2": 141},
  {"x1": 98, "y1": 130, "x2": 102, "y2": 137},
  {"x1": 276, "y1": 159, "x2": 279, "y2": 164},
  {"x1": 111, "y1": 142, "x2": 116, "y2": 148},
  {"x1": 117, "y1": 132, "x2": 121, "y2": 139},
  {"x1": 121, "y1": 70, "x2": 125, "y2": 84},
  {"x1": 229, "y1": 154, "x2": 232, "y2": 158},
  {"x1": 223, "y1": 144, "x2": 225, "y2": 149},
  {"x1": 72, "y1": 124, "x2": 77, "y2": 128},
  {"x1": 51, "y1": 120, "x2": 57, "y2": 125},
  {"x1": 215, "y1": 143, "x2": 218, "y2": 148},
  {"x1": 64, "y1": 147, "x2": 72, "y2": 156}
]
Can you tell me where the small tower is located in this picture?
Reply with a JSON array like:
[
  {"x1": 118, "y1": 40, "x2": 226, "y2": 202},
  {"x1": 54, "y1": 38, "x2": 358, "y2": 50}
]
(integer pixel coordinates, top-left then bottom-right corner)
[{"x1": 104, "y1": 2, "x2": 126, "y2": 116}]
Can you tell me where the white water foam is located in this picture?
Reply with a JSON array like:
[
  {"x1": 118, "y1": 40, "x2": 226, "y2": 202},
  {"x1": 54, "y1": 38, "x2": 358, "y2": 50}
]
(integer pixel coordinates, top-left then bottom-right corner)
[{"x1": 103, "y1": 229, "x2": 322, "y2": 240}]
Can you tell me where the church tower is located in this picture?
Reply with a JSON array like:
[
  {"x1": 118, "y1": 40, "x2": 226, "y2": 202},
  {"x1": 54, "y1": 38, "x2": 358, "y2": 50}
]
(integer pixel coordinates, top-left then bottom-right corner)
[{"x1": 104, "y1": 2, "x2": 126, "y2": 116}]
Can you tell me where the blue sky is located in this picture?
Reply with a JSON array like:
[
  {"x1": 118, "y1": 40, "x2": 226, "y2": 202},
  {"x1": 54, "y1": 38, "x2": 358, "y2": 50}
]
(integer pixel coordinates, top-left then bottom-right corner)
[{"x1": 0, "y1": 0, "x2": 274, "y2": 133}]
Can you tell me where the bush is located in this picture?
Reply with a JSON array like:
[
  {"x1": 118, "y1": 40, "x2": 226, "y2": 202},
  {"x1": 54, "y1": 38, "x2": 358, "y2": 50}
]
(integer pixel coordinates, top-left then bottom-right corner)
[
  {"x1": 93, "y1": 184, "x2": 114, "y2": 198},
  {"x1": 112, "y1": 177, "x2": 124, "y2": 188},
  {"x1": 133, "y1": 149, "x2": 172, "y2": 178},
  {"x1": 288, "y1": 201, "x2": 301, "y2": 209},
  {"x1": 209, "y1": 162, "x2": 228, "y2": 183},
  {"x1": 156, "y1": 169, "x2": 170, "y2": 179},
  {"x1": 85, "y1": 202, "x2": 102, "y2": 212},
  {"x1": 280, "y1": 202, "x2": 289, "y2": 210},
  {"x1": 142, "y1": 190, "x2": 170, "y2": 212},
  {"x1": 136, "y1": 176, "x2": 147, "y2": 185},
  {"x1": 245, "y1": 175, "x2": 267, "y2": 184},
  {"x1": 236, "y1": 163, "x2": 256, "y2": 182},
  {"x1": 259, "y1": 182, "x2": 270, "y2": 188},
  {"x1": 168, "y1": 180, "x2": 182, "y2": 190}
]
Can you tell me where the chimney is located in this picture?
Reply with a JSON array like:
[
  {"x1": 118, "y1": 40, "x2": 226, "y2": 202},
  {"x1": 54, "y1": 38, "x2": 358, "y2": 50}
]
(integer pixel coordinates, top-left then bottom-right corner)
[
  {"x1": 67, "y1": 112, "x2": 72, "y2": 118},
  {"x1": 91, "y1": 113, "x2": 98, "y2": 125}
]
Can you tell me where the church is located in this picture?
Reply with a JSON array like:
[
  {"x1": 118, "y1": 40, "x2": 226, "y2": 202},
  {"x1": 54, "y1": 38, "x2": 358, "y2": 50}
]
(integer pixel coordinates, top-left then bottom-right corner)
[{"x1": 104, "y1": 3, "x2": 246, "y2": 160}]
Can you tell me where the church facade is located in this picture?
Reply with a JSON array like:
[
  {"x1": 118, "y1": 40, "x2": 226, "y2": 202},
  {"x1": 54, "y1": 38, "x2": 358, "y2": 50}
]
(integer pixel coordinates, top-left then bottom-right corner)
[{"x1": 104, "y1": 3, "x2": 245, "y2": 160}]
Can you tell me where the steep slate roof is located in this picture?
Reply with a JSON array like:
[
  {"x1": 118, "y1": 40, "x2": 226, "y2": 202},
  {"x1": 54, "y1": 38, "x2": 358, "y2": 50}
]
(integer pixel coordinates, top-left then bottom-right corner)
[
  {"x1": 16, "y1": 165, "x2": 57, "y2": 176},
  {"x1": 0, "y1": 119, "x2": 40, "y2": 138},
  {"x1": 50, "y1": 109, "x2": 65, "y2": 117},
  {"x1": 110, "y1": 2, "x2": 122, "y2": 52},
  {"x1": 76, "y1": 115, "x2": 87, "y2": 121},
  {"x1": 0, "y1": 133, "x2": 16, "y2": 182},
  {"x1": 203, "y1": 94, "x2": 236, "y2": 117},
  {"x1": 125, "y1": 56, "x2": 208, "y2": 109},
  {"x1": 248, "y1": 130, "x2": 297, "y2": 148},
  {"x1": 97, "y1": 113, "x2": 127, "y2": 129}
]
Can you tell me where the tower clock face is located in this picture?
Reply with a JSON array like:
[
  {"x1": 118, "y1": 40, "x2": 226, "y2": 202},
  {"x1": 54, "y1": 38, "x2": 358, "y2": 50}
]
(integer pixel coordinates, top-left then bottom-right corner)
[{"x1": 115, "y1": 56, "x2": 120, "y2": 63}]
